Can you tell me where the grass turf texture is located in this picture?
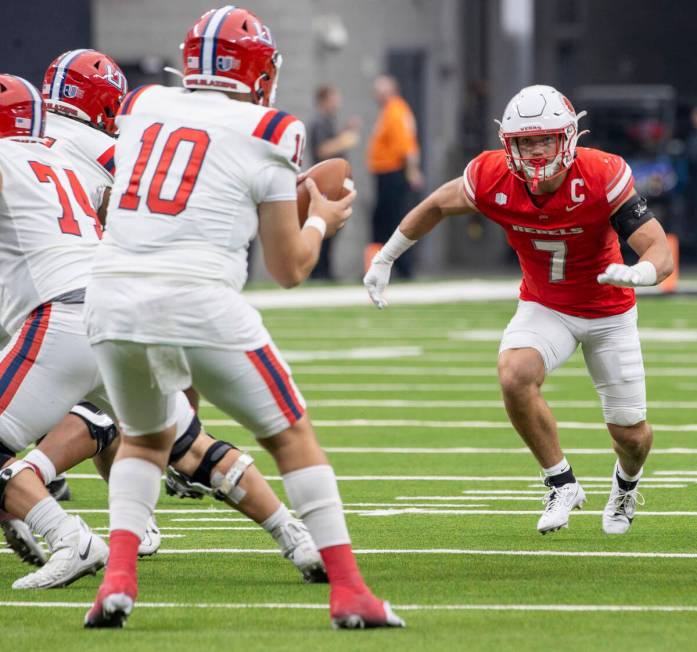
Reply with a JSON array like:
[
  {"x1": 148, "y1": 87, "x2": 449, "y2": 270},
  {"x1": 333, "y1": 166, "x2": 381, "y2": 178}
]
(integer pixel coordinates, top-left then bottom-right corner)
[{"x1": 2, "y1": 295, "x2": 697, "y2": 651}]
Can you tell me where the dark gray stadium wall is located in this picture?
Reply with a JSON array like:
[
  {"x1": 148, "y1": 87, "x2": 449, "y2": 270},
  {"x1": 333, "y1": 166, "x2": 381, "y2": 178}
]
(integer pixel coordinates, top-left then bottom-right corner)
[
  {"x1": 535, "y1": 0, "x2": 697, "y2": 101},
  {"x1": 0, "y1": 0, "x2": 91, "y2": 87}
]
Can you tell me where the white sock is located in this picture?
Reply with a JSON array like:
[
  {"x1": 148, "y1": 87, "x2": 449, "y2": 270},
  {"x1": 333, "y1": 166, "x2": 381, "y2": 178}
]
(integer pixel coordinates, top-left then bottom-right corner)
[
  {"x1": 543, "y1": 457, "x2": 571, "y2": 477},
  {"x1": 109, "y1": 458, "x2": 162, "y2": 540},
  {"x1": 282, "y1": 465, "x2": 350, "y2": 550},
  {"x1": 24, "y1": 449, "x2": 57, "y2": 485},
  {"x1": 25, "y1": 496, "x2": 73, "y2": 550},
  {"x1": 616, "y1": 462, "x2": 642, "y2": 483},
  {"x1": 260, "y1": 503, "x2": 293, "y2": 533}
]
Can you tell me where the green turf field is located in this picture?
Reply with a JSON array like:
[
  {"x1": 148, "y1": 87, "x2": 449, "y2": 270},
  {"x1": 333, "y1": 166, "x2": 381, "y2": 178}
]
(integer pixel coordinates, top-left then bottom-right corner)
[{"x1": 2, "y1": 295, "x2": 697, "y2": 651}]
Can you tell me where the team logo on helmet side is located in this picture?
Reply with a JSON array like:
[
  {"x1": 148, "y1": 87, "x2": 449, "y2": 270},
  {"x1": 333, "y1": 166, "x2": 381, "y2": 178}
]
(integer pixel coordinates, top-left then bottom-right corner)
[
  {"x1": 63, "y1": 84, "x2": 80, "y2": 99},
  {"x1": 216, "y1": 56, "x2": 240, "y2": 72}
]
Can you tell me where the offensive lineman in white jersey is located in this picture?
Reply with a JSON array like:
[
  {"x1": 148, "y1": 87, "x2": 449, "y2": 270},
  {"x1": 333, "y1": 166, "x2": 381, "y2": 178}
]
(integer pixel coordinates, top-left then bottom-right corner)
[
  {"x1": 83, "y1": 6, "x2": 403, "y2": 631},
  {"x1": 0, "y1": 50, "x2": 329, "y2": 584},
  {"x1": 0, "y1": 74, "x2": 110, "y2": 588}
]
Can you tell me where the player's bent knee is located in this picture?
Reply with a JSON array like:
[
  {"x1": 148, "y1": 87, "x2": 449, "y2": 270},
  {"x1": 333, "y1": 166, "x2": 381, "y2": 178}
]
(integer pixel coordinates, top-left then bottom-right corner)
[
  {"x1": 69, "y1": 402, "x2": 118, "y2": 454},
  {"x1": 604, "y1": 407, "x2": 646, "y2": 428},
  {"x1": 498, "y1": 357, "x2": 539, "y2": 394}
]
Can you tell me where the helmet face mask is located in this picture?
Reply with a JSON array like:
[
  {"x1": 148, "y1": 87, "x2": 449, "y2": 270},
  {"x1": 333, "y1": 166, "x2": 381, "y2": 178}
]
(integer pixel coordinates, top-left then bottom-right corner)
[
  {"x1": 182, "y1": 6, "x2": 282, "y2": 106},
  {"x1": 0, "y1": 75, "x2": 46, "y2": 140},
  {"x1": 42, "y1": 49, "x2": 128, "y2": 134},
  {"x1": 496, "y1": 85, "x2": 587, "y2": 190}
]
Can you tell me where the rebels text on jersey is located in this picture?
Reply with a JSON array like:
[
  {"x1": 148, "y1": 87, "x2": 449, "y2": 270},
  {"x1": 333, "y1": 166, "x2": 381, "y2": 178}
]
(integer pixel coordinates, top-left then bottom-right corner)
[
  {"x1": 463, "y1": 147, "x2": 635, "y2": 318},
  {"x1": 0, "y1": 139, "x2": 102, "y2": 333},
  {"x1": 44, "y1": 112, "x2": 115, "y2": 212}
]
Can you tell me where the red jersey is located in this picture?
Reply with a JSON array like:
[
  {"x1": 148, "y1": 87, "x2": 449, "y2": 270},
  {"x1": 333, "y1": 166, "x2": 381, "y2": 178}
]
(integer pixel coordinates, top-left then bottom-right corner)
[{"x1": 463, "y1": 147, "x2": 635, "y2": 318}]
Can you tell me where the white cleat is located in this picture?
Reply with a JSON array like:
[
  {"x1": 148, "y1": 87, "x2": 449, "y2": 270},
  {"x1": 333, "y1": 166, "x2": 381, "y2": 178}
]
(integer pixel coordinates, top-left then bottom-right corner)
[
  {"x1": 12, "y1": 516, "x2": 108, "y2": 589},
  {"x1": 273, "y1": 520, "x2": 328, "y2": 583},
  {"x1": 603, "y1": 470, "x2": 644, "y2": 534},
  {"x1": 537, "y1": 481, "x2": 586, "y2": 534},
  {"x1": 1, "y1": 518, "x2": 47, "y2": 567},
  {"x1": 138, "y1": 517, "x2": 161, "y2": 557}
]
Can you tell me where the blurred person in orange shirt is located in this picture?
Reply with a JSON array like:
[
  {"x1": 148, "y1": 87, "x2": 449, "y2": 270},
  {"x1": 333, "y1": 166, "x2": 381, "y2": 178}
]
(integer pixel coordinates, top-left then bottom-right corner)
[
  {"x1": 367, "y1": 74, "x2": 424, "y2": 278},
  {"x1": 308, "y1": 85, "x2": 361, "y2": 279}
]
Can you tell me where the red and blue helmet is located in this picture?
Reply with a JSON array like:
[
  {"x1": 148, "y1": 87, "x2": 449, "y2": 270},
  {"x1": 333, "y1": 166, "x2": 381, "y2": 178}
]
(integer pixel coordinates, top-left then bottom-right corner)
[
  {"x1": 42, "y1": 49, "x2": 128, "y2": 134},
  {"x1": 182, "y1": 6, "x2": 282, "y2": 106},
  {"x1": 0, "y1": 74, "x2": 45, "y2": 139}
]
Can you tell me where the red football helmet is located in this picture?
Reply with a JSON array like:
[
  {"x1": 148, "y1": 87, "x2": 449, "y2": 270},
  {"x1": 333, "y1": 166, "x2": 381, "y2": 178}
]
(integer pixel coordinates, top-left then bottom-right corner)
[
  {"x1": 182, "y1": 6, "x2": 282, "y2": 106},
  {"x1": 0, "y1": 74, "x2": 45, "y2": 139},
  {"x1": 42, "y1": 49, "x2": 128, "y2": 134}
]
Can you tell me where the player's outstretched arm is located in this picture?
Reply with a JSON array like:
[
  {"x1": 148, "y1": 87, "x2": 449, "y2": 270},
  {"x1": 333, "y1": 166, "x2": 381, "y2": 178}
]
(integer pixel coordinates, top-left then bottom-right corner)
[
  {"x1": 363, "y1": 177, "x2": 476, "y2": 308},
  {"x1": 598, "y1": 192, "x2": 674, "y2": 287},
  {"x1": 258, "y1": 179, "x2": 356, "y2": 289}
]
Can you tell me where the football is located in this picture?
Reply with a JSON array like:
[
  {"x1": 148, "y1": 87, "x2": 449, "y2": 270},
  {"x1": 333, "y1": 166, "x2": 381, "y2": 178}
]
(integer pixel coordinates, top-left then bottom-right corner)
[{"x1": 296, "y1": 158, "x2": 354, "y2": 226}]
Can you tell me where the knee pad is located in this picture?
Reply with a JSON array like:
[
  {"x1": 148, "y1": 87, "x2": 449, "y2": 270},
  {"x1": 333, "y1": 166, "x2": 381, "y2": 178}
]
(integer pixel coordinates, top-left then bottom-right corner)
[
  {"x1": 0, "y1": 460, "x2": 34, "y2": 510},
  {"x1": 604, "y1": 406, "x2": 646, "y2": 427},
  {"x1": 168, "y1": 414, "x2": 202, "y2": 464},
  {"x1": 165, "y1": 438, "x2": 241, "y2": 500},
  {"x1": 69, "y1": 402, "x2": 118, "y2": 454}
]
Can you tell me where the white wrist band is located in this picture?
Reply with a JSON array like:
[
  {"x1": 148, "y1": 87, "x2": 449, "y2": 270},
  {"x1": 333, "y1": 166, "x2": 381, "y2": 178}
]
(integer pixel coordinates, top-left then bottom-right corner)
[
  {"x1": 632, "y1": 260, "x2": 657, "y2": 286},
  {"x1": 378, "y1": 228, "x2": 417, "y2": 263},
  {"x1": 303, "y1": 215, "x2": 327, "y2": 239}
]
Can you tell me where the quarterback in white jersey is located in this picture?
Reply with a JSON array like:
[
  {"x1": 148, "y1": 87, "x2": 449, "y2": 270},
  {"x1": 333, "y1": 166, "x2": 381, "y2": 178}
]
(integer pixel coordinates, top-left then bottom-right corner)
[{"x1": 84, "y1": 6, "x2": 402, "y2": 632}]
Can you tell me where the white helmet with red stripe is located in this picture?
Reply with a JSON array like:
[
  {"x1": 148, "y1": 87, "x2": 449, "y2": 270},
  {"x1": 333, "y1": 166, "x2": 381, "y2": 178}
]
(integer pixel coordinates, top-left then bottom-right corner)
[{"x1": 496, "y1": 85, "x2": 587, "y2": 187}]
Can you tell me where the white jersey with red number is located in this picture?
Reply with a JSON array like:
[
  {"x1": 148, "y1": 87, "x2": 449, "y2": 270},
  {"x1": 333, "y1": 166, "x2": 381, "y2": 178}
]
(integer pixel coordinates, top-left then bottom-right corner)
[
  {"x1": 85, "y1": 85, "x2": 303, "y2": 349},
  {"x1": 44, "y1": 112, "x2": 115, "y2": 212},
  {"x1": 92, "y1": 85, "x2": 303, "y2": 289},
  {"x1": 0, "y1": 138, "x2": 102, "y2": 333},
  {"x1": 463, "y1": 147, "x2": 635, "y2": 318}
]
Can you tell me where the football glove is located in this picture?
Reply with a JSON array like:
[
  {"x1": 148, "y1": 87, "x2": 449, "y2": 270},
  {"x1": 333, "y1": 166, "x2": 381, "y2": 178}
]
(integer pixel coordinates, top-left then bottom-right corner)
[
  {"x1": 597, "y1": 261, "x2": 657, "y2": 288},
  {"x1": 363, "y1": 256, "x2": 393, "y2": 309}
]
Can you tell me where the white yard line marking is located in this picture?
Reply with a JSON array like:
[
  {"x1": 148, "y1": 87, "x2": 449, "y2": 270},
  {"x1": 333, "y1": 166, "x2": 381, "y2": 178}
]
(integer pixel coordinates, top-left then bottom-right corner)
[
  {"x1": 290, "y1": 365, "x2": 697, "y2": 377},
  {"x1": 305, "y1": 399, "x2": 697, "y2": 409},
  {"x1": 283, "y1": 347, "x2": 423, "y2": 361},
  {"x1": 119, "y1": 548, "x2": 697, "y2": 558},
  {"x1": 349, "y1": 508, "x2": 697, "y2": 517},
  {"x1": 449, "y1": 328, "x2": 697, "y2": 343},
  {"x1": 3, "y1": 600, "x2": 696, "y2": 613},
  {"x1": 205, "y1": 419, "x2": 697, "y2": 432}
]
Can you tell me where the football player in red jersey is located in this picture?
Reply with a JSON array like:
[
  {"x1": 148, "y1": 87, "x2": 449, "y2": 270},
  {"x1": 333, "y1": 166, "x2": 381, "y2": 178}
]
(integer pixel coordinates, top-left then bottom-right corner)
[{"x1": 364, "y1": 84, "x2": 673, "y2": 535}]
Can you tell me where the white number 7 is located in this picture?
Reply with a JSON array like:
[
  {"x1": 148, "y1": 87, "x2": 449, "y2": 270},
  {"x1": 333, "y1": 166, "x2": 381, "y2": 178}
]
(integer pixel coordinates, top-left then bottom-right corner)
[{"x1": 533, "y1": 239, "x2": 567, "y2": 282}]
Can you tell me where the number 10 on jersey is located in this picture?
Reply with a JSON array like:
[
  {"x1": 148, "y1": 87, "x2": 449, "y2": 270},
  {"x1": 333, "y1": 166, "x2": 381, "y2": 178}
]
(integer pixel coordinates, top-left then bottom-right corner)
[{"x1": 118, "y1": 122, "x2": 210, "y2": 216}]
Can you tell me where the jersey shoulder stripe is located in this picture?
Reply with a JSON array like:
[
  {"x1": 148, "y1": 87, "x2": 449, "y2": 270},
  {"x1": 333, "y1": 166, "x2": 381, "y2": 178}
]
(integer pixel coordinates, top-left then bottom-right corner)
[
  {"x1": 252, "y1": 109, "x2": 299, "y2": 145},
  {"x1": 96, "y1": 144, "x2": 116, "y2": 175},
  {"x1": 118, "y1": 85, "x2": 155, "y2": 117},
  {"x1": 606, "y1": 159, "x2": 633, "y2": 204}
]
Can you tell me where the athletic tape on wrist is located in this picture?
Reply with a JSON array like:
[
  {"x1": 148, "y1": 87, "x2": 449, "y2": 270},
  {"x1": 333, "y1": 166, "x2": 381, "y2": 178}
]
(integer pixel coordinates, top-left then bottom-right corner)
[
  {"x1": 380, "y1": 228, "x2": 417, "y2": 263},
  {"x1": 303, "y1": 216, "x2": 327, "y2": 239}
]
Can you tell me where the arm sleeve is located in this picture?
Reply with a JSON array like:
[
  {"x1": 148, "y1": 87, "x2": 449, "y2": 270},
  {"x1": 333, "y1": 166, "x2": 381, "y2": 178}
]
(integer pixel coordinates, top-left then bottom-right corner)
[{"x1": 251, "y1": 164, "x2": 297, "y2": 204}]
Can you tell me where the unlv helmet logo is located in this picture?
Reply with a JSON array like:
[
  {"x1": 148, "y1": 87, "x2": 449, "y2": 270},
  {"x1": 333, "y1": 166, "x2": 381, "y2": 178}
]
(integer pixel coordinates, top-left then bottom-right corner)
[
  {"x1": 102, "y1": 64, "x2": 126, "y2": 92},
  {"x1": 63, "y1": 84, "x2": 79, "y2": 98}
]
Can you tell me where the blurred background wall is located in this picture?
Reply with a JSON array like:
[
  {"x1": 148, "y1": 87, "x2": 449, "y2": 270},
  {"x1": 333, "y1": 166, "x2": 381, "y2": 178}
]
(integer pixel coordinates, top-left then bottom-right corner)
[{"x1": 3, "y1": 0, "x2": 696, "y2": 280}]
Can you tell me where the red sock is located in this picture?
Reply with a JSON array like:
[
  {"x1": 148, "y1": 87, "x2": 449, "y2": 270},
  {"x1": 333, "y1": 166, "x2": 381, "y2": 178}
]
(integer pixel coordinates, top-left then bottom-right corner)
[
  {"x1": 320, "y1": 543, "x2": 368, "y2": 592},
  {"x1": 106, "y1": 529, "x2": 140, "y2": 580}
]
